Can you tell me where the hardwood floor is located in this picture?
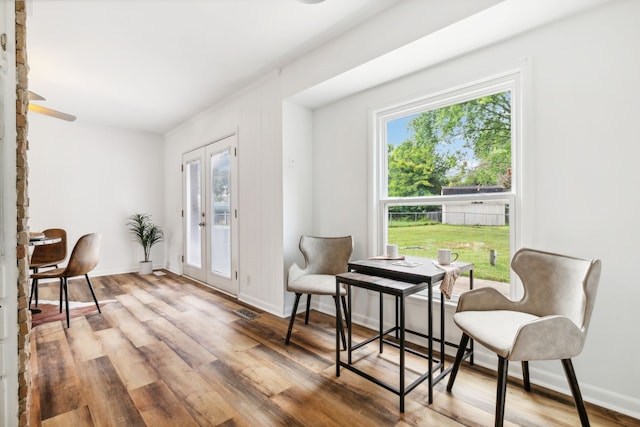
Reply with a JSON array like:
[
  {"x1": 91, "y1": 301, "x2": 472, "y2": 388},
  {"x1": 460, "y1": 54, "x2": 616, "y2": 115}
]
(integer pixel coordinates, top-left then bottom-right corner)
[{"x1": 29, "y1": 271, "x2": 638, "y2": 427}]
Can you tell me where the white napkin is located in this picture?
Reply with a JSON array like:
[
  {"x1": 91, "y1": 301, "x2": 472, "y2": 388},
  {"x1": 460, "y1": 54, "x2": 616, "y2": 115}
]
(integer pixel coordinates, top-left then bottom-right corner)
[{"x1": 433, "y1": 261, "x2": 460, "y2": 299}]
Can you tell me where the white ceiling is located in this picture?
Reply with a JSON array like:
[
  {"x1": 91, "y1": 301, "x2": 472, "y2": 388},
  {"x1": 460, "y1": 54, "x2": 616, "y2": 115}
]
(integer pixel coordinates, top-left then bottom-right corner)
[
  {"x1": 26, "y1": 0, "x2": 402, "y2": 134},
  {"x1": 26, "y1": 0, "x2": 612, "y2": 135}
]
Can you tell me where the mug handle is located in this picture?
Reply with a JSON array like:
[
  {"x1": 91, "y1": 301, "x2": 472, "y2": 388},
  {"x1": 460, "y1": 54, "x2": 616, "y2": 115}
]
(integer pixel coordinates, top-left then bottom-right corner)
[{"x1": 451, "y1": 252, "x2": 459, "y2": 262}]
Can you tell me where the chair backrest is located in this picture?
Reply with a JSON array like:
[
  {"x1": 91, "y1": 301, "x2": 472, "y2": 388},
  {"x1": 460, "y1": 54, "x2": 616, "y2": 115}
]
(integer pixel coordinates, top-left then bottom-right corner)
[
  {"x1": 30, "y1": 228, "x2": 67, "y2": 267},
  {"x1": 63, "y1": 233, "x2": 102, "y2": 277},
  {"x1": 511, "y1": 248, "x2": 601, "y2": 333},
  {"x1": 299, "y1": 235, "x2": 353, "y2": 275}
]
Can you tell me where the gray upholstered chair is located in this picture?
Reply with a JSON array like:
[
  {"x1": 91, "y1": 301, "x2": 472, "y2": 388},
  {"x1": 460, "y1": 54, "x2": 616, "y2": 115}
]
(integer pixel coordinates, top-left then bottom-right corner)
[
  {"x1": 285, "y1": 235, "x2": 353, "y2": 348},
  {"x1": 447, "y1": 248, "x2": 601, "y2": 427}
]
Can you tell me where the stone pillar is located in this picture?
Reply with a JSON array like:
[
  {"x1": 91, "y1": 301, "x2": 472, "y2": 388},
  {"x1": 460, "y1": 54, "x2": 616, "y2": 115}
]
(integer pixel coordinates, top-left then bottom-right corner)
[{"x1": 15, "y1": 1, "x2": 31, "y2": 425}]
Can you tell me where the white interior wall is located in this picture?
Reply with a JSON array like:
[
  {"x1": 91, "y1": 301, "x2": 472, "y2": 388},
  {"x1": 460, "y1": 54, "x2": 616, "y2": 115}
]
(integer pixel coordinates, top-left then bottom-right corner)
[
  {"x1": 163, "y1": 76, "x2": 286, "y2": 316},
  {"x1": 162, "y1": 96, "x2": 242, "y2": 275},
  {"x1": 28, "y1": 116, "x2": 165, "y2": 275},
  {"x1": 159, "y1": 0, "x2": 582, "y2": 320},
  {"x1": 309, "y1": 0, "x2": 640, "y2": 417},
  {"x1": 160, "y1": 0, "x2": 489, "y2": 316},
  {"x1": 282, "y1": 101, "x2": 313, "y2": 312}
]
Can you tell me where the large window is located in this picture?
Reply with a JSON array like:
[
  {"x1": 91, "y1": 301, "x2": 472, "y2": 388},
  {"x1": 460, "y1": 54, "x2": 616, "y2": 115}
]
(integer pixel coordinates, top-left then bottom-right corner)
[{"x1": 373, "y1": 74, "x2": 520, "y2": 298}]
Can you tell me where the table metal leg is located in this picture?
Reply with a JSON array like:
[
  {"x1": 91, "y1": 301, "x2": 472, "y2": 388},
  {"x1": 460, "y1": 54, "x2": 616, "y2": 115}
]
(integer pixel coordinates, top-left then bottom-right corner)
[
  {"x1": 470, "y1": 269, "x2": 475, "y2": 365},
  {"x1": 379, "y1": 291, "x2": 383, "y2": 353},
  {"x1": 348, "y1": 284, "x2": 353, "y2": 364},
  {"x1": 399, "y1": 295, "x2": 405, "y2": 412},
  {"x1": 336, "y1": 277, "x2": 341, "y2": 377},
  {"x1": 440, "y1": 290, "x2": 445, "y2": 373},
  {"x1": 428, "y1": 281, "x2": 433, "y2": 404}
]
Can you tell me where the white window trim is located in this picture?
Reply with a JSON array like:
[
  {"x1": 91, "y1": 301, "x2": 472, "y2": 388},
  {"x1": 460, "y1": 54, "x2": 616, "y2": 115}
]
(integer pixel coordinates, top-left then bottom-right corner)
[{"x1": 368, "y1": 68, "x2": 525, "y2": 301}]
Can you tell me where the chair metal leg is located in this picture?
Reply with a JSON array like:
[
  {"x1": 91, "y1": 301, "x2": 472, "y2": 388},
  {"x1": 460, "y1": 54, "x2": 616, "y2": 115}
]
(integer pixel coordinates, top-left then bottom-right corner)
[
  {"x1": 285, "y1": 293, "x2": 302, "y2": 345},
  {"x1": 305, "y1": 294, "x2": 311, "y2": 325},
  {"x1": 522, "y1": 361, "x2": 531, "y2": 391},
  {"x1": 562, "y1": 358, "x2": 590, "y2": 427},
  {"x1": 447, "y1": 333, "x2": 470, "y2": 392},
  {"x1": 59, "y1": 278, "x2": 64, "y2": 313},
  {"x1": 29, "y1": 272, "x2": 38, "y2": 308},
  {"x1": 63, "y1": 277, "x2": 70, "y2": 328},
  {"x1": 85, "y1": 274, "x2": 101, "y2": 313},
  {"x1": 496, "y1": 357, "x2": 509, "y2": 427}
]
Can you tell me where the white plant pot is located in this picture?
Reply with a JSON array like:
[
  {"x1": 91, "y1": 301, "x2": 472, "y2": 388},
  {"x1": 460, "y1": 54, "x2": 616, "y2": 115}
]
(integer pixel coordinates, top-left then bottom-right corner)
[{"x1": 139, "y1": 261, "x2": 153, "y2": 275}]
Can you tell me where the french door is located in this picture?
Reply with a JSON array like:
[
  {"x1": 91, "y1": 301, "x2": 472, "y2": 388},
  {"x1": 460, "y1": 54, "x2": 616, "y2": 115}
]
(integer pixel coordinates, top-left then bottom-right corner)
[{"x1": 182, "y1": 134, "x2": 238, "y2": 296}]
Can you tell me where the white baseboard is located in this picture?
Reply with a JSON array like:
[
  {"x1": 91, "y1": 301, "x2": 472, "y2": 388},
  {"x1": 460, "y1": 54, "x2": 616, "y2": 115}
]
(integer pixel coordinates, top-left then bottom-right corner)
[{"x1": 238, "y1": 292, "x2": 285, "y2": 318}]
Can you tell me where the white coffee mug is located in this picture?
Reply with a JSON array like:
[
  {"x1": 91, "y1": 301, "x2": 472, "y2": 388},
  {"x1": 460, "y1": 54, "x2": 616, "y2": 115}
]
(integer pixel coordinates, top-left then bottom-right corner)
[
  {"x1": 438, "y1": 248, "x2": 458, "y2": 265},
  {"x1": 386, "y1": 244, "x2": 399, "y2": 258}
]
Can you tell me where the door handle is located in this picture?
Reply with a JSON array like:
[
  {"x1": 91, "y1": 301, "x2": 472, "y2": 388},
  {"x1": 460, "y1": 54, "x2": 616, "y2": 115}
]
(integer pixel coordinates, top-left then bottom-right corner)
[{"x1": 198, "y1": 222, "x2": 206, "y2": 227}]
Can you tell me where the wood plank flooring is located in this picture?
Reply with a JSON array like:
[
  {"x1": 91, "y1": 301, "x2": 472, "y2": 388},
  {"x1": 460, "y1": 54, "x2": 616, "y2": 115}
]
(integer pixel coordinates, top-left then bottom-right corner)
[{"x1": 29, "y1": 271, "x2": 639, "y2": 427}]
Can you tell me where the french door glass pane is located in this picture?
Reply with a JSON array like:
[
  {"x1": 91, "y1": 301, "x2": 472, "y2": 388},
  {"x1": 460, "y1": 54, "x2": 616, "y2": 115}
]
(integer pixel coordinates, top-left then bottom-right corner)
[
  {"x1": 185, "y1": 160, "x2": 202, "y2": 268},
  {"x1": 210, "y1": 150, "x2": 231, "y2": 278}
]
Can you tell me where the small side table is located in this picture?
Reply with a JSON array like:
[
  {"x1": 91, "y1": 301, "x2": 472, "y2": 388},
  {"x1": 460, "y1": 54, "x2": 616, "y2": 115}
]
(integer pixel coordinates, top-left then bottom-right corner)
[{"x1": 335, "y1": 257, "x2": 474, "y2": 411}]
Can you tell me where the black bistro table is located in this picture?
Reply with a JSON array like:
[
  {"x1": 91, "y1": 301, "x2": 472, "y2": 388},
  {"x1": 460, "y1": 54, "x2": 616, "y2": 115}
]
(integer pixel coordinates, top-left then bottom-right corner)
[{"x1": 335, "y1": 256, "x2": 474, "y2": 411}]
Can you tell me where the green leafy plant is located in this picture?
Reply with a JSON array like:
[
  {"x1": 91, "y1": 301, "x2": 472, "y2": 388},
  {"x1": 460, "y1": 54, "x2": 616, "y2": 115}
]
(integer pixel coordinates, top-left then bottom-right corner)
[{"x1": 126, "y1": 213, "x2": 164, "y2": 262}]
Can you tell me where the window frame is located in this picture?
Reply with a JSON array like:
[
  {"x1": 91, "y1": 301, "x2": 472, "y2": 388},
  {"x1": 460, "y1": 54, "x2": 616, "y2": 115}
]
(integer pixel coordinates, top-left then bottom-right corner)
[{"x1": 369, "y1": 71, "x2": 522, "y2": 300}]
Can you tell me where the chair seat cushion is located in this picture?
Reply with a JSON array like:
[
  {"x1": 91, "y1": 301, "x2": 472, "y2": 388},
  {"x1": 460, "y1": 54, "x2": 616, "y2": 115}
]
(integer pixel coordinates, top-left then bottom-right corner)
[
  {"x1": 287, "y1": 274, "x2": 346, "y2": 296},
  {"x1": 454, "y1": 310, "x2": 539, "y2": 358}
]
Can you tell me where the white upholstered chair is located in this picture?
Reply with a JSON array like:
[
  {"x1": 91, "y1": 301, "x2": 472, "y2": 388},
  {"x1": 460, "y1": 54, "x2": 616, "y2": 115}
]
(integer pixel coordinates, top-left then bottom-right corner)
[
  {"x1": 285, "y1": 235, "x2": 353, "y2": 348},
  {"x1": 446, "y1": 248, "x2": 601, "y2": 427}
]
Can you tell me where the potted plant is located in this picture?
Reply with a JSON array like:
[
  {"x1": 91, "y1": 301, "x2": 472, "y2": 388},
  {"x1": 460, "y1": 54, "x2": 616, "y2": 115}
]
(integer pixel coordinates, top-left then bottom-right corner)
[{"x1": 126, "y1": 213, "x2": 164, "y2": 275}]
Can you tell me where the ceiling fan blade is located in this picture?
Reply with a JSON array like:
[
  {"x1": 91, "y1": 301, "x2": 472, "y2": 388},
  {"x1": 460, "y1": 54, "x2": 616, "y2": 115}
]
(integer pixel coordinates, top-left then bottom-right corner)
[
  {"x1": 29, "y1": 104, "x2": 77, "y2": 122},
  {"x1": 28, "y1": 90, "x2": 46, "y2": 101}
]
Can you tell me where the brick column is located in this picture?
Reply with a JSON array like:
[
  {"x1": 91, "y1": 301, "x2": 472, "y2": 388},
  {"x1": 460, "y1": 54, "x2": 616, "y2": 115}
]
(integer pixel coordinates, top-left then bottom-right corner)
[{"x1": 15, "y1": 1, "x2": 31, "y2": 425}]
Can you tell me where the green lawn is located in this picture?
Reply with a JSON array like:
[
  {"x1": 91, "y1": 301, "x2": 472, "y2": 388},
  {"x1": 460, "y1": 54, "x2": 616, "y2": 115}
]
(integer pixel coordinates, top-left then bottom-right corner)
[{"x1": 388, "y1": 221, "x2": 510, "y2": 282}]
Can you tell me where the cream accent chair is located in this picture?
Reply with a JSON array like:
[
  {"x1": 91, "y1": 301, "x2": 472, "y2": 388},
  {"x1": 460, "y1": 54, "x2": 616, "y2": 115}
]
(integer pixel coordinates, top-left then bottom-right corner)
[
  {"x1": 446, "y1": 248, "x2": 601, "y2": 427},
  {"x1": 285, "y1": 235, "x2": 353, "y2": 348}
]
